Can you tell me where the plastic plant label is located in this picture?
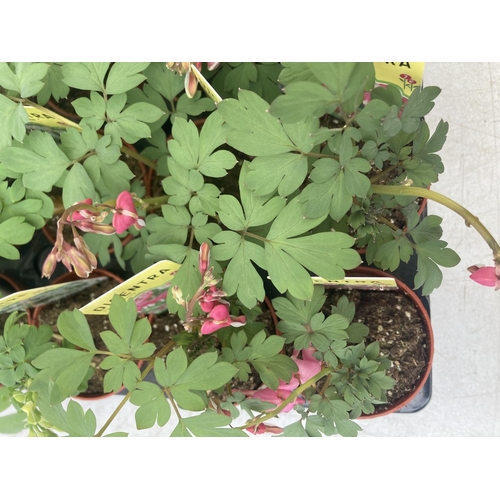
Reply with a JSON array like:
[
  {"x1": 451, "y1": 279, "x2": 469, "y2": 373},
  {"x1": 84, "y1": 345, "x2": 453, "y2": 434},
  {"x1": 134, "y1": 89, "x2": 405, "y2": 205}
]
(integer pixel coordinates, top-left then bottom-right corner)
[
  {"x1": 312, "y1": 276, "x2": 398, "y2": 290},
  {"x1": 79, "y1": 260, "x2": 181, "y2": 315},
  {"x1": 373, "y1": 62, "x2": 424, "y2": 97},
  {"x1": 24, "y1": 105, "x2": 82, "y2": 130},
  {"x1": 190, "y1": 63, "x2": 222, "y2": 104},
  {"x1": 0, "y1": 277, "x2": 108, "y2": 314}
]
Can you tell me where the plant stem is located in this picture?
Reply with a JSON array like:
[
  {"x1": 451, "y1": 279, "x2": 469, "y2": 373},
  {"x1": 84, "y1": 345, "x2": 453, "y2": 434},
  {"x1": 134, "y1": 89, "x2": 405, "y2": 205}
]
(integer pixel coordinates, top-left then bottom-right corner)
[
  {"x1": 142, "y1": 194, "x2": 170, "y2": 207},
  {"x1": 236, "y1": 367, "x2": 332, "y2": 430},
  {"x1": 372, "y1": 184, "x2": 500, "y2": 260}
]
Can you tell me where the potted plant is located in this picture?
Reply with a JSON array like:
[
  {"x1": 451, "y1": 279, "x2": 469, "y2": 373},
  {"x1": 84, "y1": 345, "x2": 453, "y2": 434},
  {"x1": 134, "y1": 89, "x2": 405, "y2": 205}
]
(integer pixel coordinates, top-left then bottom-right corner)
[{"x1": 0, "y1": 62, "x2": 498, "y2": 437}]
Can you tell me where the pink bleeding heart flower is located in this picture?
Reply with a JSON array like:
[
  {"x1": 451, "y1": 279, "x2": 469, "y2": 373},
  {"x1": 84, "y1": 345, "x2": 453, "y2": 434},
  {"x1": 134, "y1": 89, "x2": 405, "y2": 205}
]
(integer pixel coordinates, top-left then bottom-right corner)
[
  {"x1": 112, "y1": 191, "x2": 145, "y2": 234},
  {"x1": 292, "y1": 348, "x2": 323, "y2": 384},
  {"x1": 199, "y1": 285, "x2": 229, "y2": 313},
  {"x1": 247, "y1": 385, "x2": 303, "y2": 413},
  {"x1": 247, "y1": 423, "x2": 283, "y2": 435},
  {"x1": 468, "y1": 264, "x2": 500, "y2": 290},
  {"x1": 200, "y1": 303, "x2": 246, "y2": 335},
  {"x1": 67, "y1": 198, "x2": 94, "y2": 221}
]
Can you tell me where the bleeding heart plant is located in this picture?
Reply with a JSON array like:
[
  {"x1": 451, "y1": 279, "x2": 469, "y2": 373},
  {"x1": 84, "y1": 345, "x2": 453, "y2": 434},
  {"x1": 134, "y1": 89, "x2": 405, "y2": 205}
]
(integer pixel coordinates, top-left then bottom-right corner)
[{"x1": 0, "y1": 62, "x2": 498, "y2": 438}]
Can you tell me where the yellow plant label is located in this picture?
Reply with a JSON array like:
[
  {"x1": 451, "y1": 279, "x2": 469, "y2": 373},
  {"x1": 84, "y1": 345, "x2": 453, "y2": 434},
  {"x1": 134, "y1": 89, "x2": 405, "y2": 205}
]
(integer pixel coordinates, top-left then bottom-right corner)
[
  {"x1": 0, "y1": 277, "x2": 108, "y2": 314},
  {"x1": 312, "y1": 276, "x2": 398, "y2": 289},
  {"x1": 79, "y1": 260, "x2": 181, "y2": 315},
  {"x1": 24, "y1": 105, "x2": 82, "y2": 130},
  {"x1": 373, "y1": 62, "x2": 425, "y2": 97},
  {"x1": 190, "y1": 63, "x2": 222, "y2": 104}
]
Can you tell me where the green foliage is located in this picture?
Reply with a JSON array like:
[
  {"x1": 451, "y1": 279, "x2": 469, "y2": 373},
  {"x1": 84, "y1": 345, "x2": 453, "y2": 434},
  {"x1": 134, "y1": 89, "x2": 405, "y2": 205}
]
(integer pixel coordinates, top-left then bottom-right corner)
[
  {"x1": 152, "y1": 348, "x2": 237, "y2": 411},
  {"x1": 171, "y1": 411, "x2": 247, "y2": 437},
  {"x1": 220, "y1": 330, "x2": 298, "y2": 390},
  {"x1": 0, "y1": 62, "x2": 472, "y2": 437}
]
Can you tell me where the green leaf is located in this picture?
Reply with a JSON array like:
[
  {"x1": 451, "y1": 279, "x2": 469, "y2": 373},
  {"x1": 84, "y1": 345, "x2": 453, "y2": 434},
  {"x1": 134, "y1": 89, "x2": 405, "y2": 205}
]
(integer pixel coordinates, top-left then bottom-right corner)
[
  {"x1": 374, "y1": 237, "x2": 414, "y2": 272},
  {"x1": 414, "y1": 240, "x2": 460, "y2": 295},
  {"x1": 154, "y1": 348, "x2": 187, "y2": 387},
  {"x1": 105, "y1": 102, "x2": 164, "y2": 143},
  {"x1": 0, "y1": 217, "x2": 35, "y2": 259},
  {"x1": 0, "y1": 131, "x2": 70, "y2": 191},
  {"x1": 31, "y1": 349, "x2": 94, "y2": 404},
  {"x1": 264, "y1": 198, "x2": 361, "y2": 299},
  {"x1": 0, "y1": 411, "x2": 26, "y2": 434},
  {"x1": 57, "y1": 309, "x2": 96, "y2": 351},
  {"x1": 62, "y1": 62, "x2": 110, "y2": 92},
  {"x1": 0, "y1": 95, "x2": 29, "y2": 147},
  {"x1": 143, "y1": 62, "x2": 184, "y2": 102},
  {"x1": 38, "y1": 398, "x2": 97, "y2": 437},
  {"x1": 130, "y1": 381, "x2": 171, "y2": 430},
  {"x1": 62, "y1": 163, "x2": 98, "y2": 207},
  {"x1": 218, "y1": 195, "x2": 246, "y2": 231},
  {"x1": 73, "y1": 91, "x2": 106, "y2": 129},
  {"x1": 219, "y1": 240, "x2": 266, "y2": 308},
  {"x1": 308, "y1": 62, "x2": 375, "y2": 113},
  {"x1": 282, "y1": 419, "x2": 309, "y2": 436},
  {"x1": 108, "y1": 294, "x2": 138, "y2": 346},
  {"x1": 335, "y1": 417, "x2": 362, "y2": 437},
  {"x1": 36, "y1": 63, "x2": 69, "y2": 105},
  {"x1": 218, "y1": 90, "x2": 295, "y2": 155},
  {"x1": 0, "y1": 62, "x2": 49, "y2": 97},
  {"x1": 269, "y1": 81, "x2": 336, "y2": 123},
  {"x1": 252, "y1": 354, "x2": 298, "y2": 390},
  {"x1": 355, "y1": 99, "x2": 391, "y2": 131},
  {"x1": 177, "y1": 412, "x2": 247, "y2": 437},
  {"x1": 246, "y1": 153, "x2": 308, "y2": 197},
  {"x1": 103, "y1": 359, "x2": 141, "y2": 392},
  {"x1": 401, "y1": 86, "x2": 441, "y2": 132},
  {"x1": 105, "y1": 62, "x2": 149, "y2": 94},
  {"x1": 175, "y1": 92, "x2": 216, "y2": 118},
  {"x1": 170, "y1": 352, "x2": 237, "y2": 411}
]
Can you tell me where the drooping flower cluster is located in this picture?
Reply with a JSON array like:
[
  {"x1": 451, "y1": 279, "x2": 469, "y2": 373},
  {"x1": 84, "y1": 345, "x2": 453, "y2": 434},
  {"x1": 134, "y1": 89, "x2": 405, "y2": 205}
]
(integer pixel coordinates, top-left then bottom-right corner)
[
  {"x1": 41, "y1": 191, "x2": 145, "y2": 279},
  {"x1": 172, "y1": 242, "x2": 246, "y2": 335}
]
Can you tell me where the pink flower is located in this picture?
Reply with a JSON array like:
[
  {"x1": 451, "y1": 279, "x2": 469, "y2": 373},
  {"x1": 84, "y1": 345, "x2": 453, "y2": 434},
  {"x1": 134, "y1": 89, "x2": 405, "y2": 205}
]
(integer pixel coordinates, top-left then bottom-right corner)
[
  {"x1": 200, "y1": 304, "x2": 246, "y2": 335},
  {"x1": 198, "y1": 285, "x2": 228, "y2": 313},
  {"x1": 468, "y1": 264, "x2": 500, "y2": 290},
  {"x1": 67, "y1": 198, "x2": 94, "y2": 221},
  {"x1": 112, "y1": 191, "x2": 145, "y2": 234},
  {"x1": 249, "y1": 387, "x2": 299, "y2": 413},
  {"x1": 292, "y1": 348, "x2": 322, "y2": 384},
  {"x1": 247, "y1": 423, "x2": 283, "y2": 435}
]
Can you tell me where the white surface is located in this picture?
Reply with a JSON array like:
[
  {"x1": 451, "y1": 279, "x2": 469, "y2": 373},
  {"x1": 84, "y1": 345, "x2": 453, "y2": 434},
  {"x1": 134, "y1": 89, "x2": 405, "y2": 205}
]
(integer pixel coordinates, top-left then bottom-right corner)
[{"x1": 1, "y1": 62, "x2": 499, "y2": 437}]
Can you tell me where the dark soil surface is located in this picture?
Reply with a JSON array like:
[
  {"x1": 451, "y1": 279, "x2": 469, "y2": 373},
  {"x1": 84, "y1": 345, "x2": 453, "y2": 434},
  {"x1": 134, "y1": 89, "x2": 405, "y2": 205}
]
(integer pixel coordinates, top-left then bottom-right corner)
[{"x1": 323, "y1": 287, "x2": 431, "y2": 414}]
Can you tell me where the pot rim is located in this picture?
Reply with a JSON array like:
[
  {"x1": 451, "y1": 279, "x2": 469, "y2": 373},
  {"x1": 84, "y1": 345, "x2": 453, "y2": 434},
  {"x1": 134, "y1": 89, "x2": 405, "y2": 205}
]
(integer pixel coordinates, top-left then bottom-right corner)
[
  {"x1": 344, "y1": 266, "x2": 434, "y2": 418},
  {"x1": 30, "y1": 268, "x2": 134, "y2": 401}
]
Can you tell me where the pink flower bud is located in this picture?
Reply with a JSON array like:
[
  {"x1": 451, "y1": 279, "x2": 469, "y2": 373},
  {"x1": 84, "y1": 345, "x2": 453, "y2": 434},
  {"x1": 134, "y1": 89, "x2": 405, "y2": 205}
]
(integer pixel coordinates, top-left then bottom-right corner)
[
  {"x1": 67, "y1": 246, "x2": 95, "y2": 278},
  {"x1": 41, "y1": 249, "x2": 58, "y2": 279},
  {"x1": 198, "y1": 242, "x2": 211, "y2": 276},
  {"x1": 74, "y1": 220, "x2": 117, "y2": 235}
]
